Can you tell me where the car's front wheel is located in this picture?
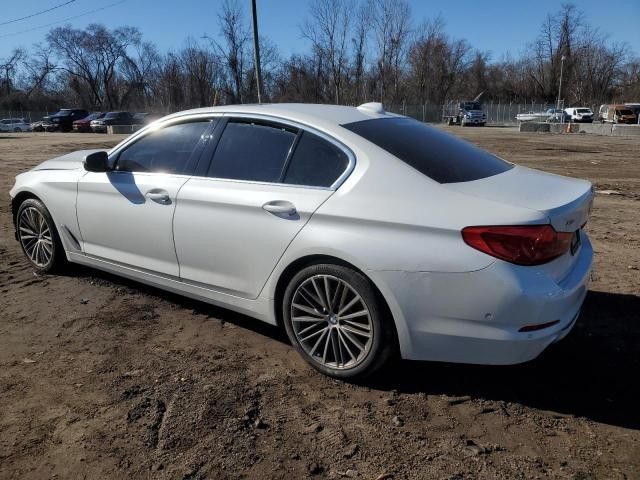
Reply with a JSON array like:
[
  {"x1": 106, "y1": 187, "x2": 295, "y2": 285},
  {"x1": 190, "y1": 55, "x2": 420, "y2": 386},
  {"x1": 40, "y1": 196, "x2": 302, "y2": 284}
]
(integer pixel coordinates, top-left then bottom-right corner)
[
  {"x1": 283, "y1": 264, "x2": 396, "y2": 380},
  {"x1": 16, "y1": 198, "x2": 67, "y2": 273}
]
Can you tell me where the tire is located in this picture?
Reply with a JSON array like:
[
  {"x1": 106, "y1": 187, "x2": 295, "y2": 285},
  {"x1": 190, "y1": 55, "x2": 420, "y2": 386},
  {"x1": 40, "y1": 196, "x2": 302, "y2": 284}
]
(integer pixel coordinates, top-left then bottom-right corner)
[
  {"x1": 282, "y1": 263, "x2": 396, "y2": 380},
  {"x1": 479, "y1": 123, "x2": 486, "y2": 127},
  {"x1": 16, "y1": 198, "x2": 67, "y2": 274},
  {"x1": 13, "y1": 127, "x2": 20, "y2": 132}
]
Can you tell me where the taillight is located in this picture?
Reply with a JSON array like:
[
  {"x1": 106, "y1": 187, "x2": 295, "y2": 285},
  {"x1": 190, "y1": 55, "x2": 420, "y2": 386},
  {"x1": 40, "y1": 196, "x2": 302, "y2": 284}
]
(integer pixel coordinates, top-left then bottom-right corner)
[{"x1": 461, "y1": 225, "x2": 573, "y2": 266}]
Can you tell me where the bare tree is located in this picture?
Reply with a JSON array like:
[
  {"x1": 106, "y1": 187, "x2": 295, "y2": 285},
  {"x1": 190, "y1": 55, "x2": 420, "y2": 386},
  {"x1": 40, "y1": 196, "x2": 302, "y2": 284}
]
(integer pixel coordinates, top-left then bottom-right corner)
[
  {"x1": 46, "y1": 24, "x2": 141, "y2": 108},
  {"x1": 302, "y1": 0, "x2": 352, "y2": 104},
  {"x1": 0, "y1": 49, "x2": 25, "y2": 97},
  {"x1": 212, "y1": 0, "x2": 251, "y2": 104},
  {"x1": 408, "y1": 18, "x2": 471, "y2": 105},
  {"x1": 349, "y1": 3, "x2": 370, "y2": 105},
  {"x1": 369, "y1": 0, "x2": 411, "y2": 104}
]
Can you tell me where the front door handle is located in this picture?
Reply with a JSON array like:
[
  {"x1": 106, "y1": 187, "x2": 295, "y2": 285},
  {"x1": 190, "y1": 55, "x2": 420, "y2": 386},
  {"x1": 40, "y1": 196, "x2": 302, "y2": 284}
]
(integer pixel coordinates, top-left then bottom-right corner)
[
  {"x1": 146, "y1": 189, "x2": 171, "y2": 205},
  {"x1": 262, "y1": 200, "x2": 297, "y2": 216}
]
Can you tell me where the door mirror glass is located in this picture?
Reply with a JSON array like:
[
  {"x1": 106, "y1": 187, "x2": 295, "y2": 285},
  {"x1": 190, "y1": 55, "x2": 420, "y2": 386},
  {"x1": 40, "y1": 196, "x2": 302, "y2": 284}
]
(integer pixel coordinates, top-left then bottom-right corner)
[{"x1": 84, "y1": 151, "x2": 110, "y2": 172}]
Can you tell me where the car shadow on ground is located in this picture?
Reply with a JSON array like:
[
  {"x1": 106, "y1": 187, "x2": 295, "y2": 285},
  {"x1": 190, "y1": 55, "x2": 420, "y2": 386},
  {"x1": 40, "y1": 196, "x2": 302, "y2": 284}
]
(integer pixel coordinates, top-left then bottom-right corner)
[
  {"x1": 372, "y1": 290, "x2": 640, "y2": 431},
  {"x1": 66, "y1": 266, "x2": 639, "y2": 430}
]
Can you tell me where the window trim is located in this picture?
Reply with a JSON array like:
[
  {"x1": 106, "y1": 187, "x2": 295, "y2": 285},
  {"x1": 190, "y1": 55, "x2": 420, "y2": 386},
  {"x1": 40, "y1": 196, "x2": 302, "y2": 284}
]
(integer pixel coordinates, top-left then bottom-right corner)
[
  {"x1": 205, "y1": 117, "x2": 299, "y2": 184},
  {"x1": 202, "y1": 113, "x2": 356, "y2": 190},
  {"x1": 109, "y1": 116, "x2": 219, "y2": 175},
  {"x1": 108, "y1": 111, "x2": 356, "y2": 190},
  {"x1": 108, "y1": 113, "x2": 224, "y2": 160}
]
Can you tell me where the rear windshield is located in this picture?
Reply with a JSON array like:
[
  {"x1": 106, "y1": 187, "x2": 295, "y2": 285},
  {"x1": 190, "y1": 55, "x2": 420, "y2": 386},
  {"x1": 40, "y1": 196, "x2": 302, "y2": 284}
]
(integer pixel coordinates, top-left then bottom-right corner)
[{"x1": 342, "y1": 117, "x2": 512, "y2": 183}]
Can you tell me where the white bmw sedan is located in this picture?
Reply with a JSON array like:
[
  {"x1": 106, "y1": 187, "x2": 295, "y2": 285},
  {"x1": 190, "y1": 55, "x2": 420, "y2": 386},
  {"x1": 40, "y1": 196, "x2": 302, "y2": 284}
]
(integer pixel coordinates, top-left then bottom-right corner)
[{"x1": 10, "y1": 103, "x2": 593, "y2": 380}]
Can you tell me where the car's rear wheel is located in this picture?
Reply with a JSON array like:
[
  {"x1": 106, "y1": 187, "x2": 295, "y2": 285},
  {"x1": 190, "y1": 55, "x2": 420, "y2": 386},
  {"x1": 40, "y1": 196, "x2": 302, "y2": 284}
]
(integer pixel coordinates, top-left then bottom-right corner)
[
  {"x1": 283, "y1": 264, "x2": 395, "y2": 380},
  {"x1": 16, "y1": 198, "x2": 66, "y2": 273}
]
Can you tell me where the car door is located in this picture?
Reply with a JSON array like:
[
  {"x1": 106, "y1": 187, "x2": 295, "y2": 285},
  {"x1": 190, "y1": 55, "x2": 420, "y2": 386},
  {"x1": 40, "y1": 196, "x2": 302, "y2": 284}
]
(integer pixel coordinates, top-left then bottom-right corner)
[
  {"x1": 173, "y1": 117, "x2": 353, "y2": 299},
  {"x1": 76, "y1": 118, "x2": 217, "y2": 277}
]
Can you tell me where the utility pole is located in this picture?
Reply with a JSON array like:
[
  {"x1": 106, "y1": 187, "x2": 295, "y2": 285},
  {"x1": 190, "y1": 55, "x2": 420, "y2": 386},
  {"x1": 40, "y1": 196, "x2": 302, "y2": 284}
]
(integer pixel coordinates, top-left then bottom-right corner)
[
  {"x1": 251, "y1": 0, "x2": 263, "y2": 104},
  {"x1": 1, "y1": 64, "x2": 12, "y2": 97},
  {"x1": 556, "y1": 55, "x2": 566, "y2": 111}
]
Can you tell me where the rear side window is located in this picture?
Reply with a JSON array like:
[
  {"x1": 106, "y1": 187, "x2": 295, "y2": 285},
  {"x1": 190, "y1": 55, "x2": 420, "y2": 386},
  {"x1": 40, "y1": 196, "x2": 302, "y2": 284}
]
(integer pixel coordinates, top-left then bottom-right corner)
[
  {"x1": 342, "y1": 117, "x2": 512, "y2": 183},
  {"x1": 117, "y1": 120, "x2": 212, "y2": 174},
  {"x1": 208, "y1": 121, "x2": 296, "y2": 182},
  {"x1": 283, "y1": 132, "x2": 349, "y2": 187}
]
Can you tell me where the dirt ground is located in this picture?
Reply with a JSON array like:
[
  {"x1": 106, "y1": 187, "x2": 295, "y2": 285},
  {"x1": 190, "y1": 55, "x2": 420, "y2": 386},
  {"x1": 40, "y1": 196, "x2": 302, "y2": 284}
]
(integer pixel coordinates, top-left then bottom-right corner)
[{"x1": 0, "y1": 128, "x2": 638, "y2": 480}]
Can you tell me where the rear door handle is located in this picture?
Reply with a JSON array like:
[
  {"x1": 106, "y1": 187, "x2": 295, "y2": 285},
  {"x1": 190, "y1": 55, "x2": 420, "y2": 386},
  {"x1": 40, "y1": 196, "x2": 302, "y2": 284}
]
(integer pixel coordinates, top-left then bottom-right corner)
[
  {"x1": 262, "y1": 200, "x2": 297, "y2": 216},
  {"x1": 146, "y1": 189, "x2": 171, "y2": 205}
]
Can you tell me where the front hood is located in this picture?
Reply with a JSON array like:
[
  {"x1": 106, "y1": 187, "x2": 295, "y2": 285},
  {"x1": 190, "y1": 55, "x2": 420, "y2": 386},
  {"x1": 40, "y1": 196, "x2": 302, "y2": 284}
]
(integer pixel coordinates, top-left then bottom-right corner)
[
  {"x1": 445, "y1": 166, "x2": 593, "y2": 232},
  {"x1": 32, "y1": 149, "x2": 103, "y2": 171}
]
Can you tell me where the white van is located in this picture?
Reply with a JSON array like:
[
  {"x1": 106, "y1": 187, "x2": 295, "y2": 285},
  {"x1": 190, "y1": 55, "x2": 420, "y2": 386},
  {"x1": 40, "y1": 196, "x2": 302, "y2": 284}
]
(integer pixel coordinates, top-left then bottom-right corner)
[{"x1": 564, "y1": 107, "x2": 594, "y2": 123}]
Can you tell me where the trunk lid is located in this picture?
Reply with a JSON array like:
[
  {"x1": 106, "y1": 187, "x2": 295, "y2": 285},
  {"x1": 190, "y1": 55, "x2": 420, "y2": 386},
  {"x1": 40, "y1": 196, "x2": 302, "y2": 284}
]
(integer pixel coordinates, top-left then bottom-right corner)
[
  {"x1": 446, "y1": 165, "x2": 593, "y2": 281},
  {"x1": 446, "y1": 166, "x2": 593, "y2": 232}
]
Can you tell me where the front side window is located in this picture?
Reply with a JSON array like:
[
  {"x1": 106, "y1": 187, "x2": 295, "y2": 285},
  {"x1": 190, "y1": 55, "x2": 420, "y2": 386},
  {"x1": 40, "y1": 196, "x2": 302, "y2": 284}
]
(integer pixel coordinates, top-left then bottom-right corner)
[
  {"x1": 283, "y1": 131, "x2": 349, "y2": 187},
  {"x1": 208, "y1": 121, "x2": 296, "y2": 182},
  {"x1": 342, "y1": 117, "x2": 512, "y2": 183},
  {"x1": 116, "y1": 120, "x2": 213, "y2": 174}
]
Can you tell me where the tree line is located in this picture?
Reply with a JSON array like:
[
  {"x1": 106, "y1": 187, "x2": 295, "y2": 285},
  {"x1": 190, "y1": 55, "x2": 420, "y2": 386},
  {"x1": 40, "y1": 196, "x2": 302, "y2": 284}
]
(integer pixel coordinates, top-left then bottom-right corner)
[{"x1": 1, "y1": 0, "x2": 638, "y2": 115}]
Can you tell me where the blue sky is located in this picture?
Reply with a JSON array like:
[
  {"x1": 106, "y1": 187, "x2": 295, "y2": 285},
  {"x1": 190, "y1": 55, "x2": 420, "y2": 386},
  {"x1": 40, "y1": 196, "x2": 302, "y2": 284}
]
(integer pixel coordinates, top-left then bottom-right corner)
[{"x1": 1, "y1": 0, "x2": 639, "y2": 61}]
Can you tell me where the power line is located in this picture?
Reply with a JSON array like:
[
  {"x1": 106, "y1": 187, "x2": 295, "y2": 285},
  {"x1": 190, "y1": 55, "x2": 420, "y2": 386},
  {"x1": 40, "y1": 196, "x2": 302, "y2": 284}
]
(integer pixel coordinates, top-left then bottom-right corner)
[
  {"x1": 0, "y1": 0, "x2": 78, "y2": 27},
  {"x1": 0, "y1": 0, "x2": 126, "y2": 39}
]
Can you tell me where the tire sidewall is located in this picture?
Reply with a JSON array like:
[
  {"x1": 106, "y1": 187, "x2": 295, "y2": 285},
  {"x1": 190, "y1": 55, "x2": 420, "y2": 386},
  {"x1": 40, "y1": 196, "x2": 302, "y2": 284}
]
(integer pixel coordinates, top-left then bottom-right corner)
[{"x1": 282, "y1": 263, "x2": 391, "y2": 380}]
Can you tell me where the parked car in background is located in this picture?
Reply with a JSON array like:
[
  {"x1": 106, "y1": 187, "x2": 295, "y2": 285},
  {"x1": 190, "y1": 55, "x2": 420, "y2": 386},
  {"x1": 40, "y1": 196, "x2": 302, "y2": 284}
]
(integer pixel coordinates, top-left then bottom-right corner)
[
  {"x1": 515, "y1": 108, "x2": 568, "y2": 123},
  {"x1": 0, "y1": 118, "x2": 31, "y2": 132},
  {"x1": 31, "y1": 116, "x2": 50, "y2": 132},
  {"x1": 132, "y1": 112, "x2": 163, "y2": 126},
  {"x1": 91, "y1": 111, "x2": 135, "y2": 133},
  {"x1": 564, "y1": 107, "x2": 594, "y2": 123},
  {"x1": 546, "y1": 108, "x2": 571, "y2": 123},
  {"x1": 73, "y1": 112, "x2": 105, "y2": 132},
  {"x1": 603, "y1": 105, "x2": 637, "y2": 124},
  {"x1": 624, "y1": 103, "x2": 640, "y2": 123},
  {"x1": 9, "y1": 103, "x2": 594, "y2": 380},
  {"x1": 43, "y1": 109, "x2": 89, "y2": 132}
]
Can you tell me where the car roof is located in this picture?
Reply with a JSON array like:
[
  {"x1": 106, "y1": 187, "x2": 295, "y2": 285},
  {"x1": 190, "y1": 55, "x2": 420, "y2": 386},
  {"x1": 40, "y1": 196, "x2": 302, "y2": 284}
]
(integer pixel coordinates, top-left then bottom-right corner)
[{"x1": 163, "y1": 103, "x2": 393, "y2": 132}]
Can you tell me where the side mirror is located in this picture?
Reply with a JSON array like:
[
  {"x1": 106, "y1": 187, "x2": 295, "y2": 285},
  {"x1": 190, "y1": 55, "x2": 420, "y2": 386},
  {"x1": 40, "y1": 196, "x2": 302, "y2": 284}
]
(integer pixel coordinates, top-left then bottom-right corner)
[{"x1": 84, "y1": 151, "x2": 110, "y2": 172}]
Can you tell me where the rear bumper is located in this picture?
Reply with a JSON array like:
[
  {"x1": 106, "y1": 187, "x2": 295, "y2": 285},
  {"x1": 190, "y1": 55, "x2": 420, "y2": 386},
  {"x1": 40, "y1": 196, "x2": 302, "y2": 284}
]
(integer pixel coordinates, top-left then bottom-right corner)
[{"x1": 372, "y1": 234, "x2": 593, "y2": 365}]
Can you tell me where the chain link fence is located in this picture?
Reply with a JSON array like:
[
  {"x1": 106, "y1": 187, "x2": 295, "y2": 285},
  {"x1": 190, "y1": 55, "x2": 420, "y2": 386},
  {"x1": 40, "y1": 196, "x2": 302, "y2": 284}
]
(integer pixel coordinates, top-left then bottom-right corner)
[
  {"x1": 0, "y1": 110, "x2": 52, "y2": 123},
  {"x1": 2, "y1": 103, "x2": 604, "y2": 129},
  {"x1": 386, "y1": 102, "x2": 602, "y2": 125}
]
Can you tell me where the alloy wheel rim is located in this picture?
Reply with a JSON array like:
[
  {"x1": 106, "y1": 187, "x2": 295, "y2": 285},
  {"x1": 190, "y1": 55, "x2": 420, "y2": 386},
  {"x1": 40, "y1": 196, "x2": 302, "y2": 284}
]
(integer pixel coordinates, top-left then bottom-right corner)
[
  {"x1": 18, "y1": 207, "x2": 53, "y2": 268},
  {"x1": 291, "y1": 274, "x2": 373, "y2": 370}
]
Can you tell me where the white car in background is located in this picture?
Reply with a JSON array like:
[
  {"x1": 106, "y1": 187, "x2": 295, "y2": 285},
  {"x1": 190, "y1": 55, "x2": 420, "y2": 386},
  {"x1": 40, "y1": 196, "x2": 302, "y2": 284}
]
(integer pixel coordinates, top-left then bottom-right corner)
[
  {"x1": 564, "y1": 107, "x2": 594, "y2": 123},
  {"x1": 0, "y1": 118, "x2": 31, "y2": 132},
  {"x1": 9, "y1": 103, "x2": 593, "y2": 380}
]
